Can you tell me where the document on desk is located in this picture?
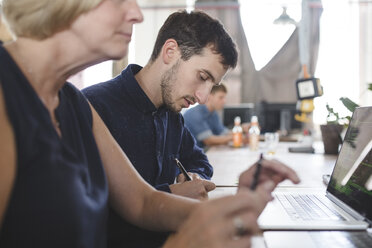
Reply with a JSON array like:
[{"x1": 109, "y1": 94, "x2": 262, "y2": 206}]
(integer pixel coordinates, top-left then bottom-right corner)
[
  {"x1": 209, "y1": 187, "x2": 237, "y2": 199},
  {"x1": 258, "y1": 107, "x2": 372, "y2": 231}
]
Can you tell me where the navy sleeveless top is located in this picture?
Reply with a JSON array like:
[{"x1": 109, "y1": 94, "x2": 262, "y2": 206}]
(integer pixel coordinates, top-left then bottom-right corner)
[{"x1": 0, "y1": 46, "x2": 109, "y2": 247}]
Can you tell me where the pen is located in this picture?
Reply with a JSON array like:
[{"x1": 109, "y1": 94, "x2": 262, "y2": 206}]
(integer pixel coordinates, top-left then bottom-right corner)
[
  {"x1": 175, "y1": 158, "x2": 192, "y2": 181},
  {"x1": 250, "y1": 153, "x2": 263, "y2": 190}
]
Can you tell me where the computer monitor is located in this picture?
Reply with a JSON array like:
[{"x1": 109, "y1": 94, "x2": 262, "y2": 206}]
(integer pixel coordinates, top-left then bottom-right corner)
[
  {"x1": 255, "y1": 102, "x2": 302, "y2": 134},
  {"x1": 223, "y1": 103, "x2": 255, "y2": 128}
]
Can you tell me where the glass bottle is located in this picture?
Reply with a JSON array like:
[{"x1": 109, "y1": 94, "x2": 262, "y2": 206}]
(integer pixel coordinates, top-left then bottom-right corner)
[
  {"x1": 232, "y1": 116, "x2": 243, "y2": 148},
  {"x1": 249, "y1": 116, "x2": 260, "y2": 151}
]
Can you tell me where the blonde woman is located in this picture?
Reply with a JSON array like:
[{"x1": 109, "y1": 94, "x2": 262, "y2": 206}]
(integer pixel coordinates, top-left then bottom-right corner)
[{"x1": 0, "y1": 0, "x2": 299, "y2": 247}]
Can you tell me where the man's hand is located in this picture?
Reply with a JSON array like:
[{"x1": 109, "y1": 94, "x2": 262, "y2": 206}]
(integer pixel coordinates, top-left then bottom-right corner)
[
  {"x1": 239, "y1": 158, "x2": 300, "y2": 192},
  {"x1": 170, "y1": 178, "x2": 216, "y2": 200},
  {"x1": 177, "y1": 172, "x2": 200, "y2": 183}
]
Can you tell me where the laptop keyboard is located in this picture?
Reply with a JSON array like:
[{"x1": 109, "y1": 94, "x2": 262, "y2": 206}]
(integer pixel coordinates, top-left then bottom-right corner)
[
  {"x1": 276, "y1": 194, "x2": 346, "y2": 221},
  {"x1": 309, "y1": 231, "x2": 372, "y2": 248}
]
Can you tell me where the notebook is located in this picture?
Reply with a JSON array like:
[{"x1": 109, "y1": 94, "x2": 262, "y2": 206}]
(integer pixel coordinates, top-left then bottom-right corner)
[{"x1": 258, "y1": 106, "x2": 372, "y2": 230}]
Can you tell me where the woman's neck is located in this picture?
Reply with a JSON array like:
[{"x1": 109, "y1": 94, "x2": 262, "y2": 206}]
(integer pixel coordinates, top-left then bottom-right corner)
[{"x1": 4, "y1": 35, "x2": 100, "y2": 108}]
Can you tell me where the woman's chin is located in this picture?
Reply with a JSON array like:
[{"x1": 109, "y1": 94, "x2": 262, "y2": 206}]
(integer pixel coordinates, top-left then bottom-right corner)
[{"x1": 108, "y1": 47, "x2": 128, "y2": 61}]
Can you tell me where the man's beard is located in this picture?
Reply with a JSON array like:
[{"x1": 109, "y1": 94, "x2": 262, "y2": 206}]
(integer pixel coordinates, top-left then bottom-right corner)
[{"x1": 160, "y1": 60, "x2": 181, "y2": 112}]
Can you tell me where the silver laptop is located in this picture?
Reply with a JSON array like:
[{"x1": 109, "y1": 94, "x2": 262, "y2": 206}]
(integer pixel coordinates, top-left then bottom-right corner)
[
  {"x1": 264, "y1": 230, "x2": 372, "y2": 248},
  {"x1": 258, "y1": 106, "x2": 372, "y2": 230}
]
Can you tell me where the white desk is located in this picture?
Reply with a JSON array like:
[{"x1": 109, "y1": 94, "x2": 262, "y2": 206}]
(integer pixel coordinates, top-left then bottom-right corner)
[
  {"x1": 206, "y1": 141, "x2": 339, "y2": 248},
  {"x1": 207, "y1": 141, "x2": 337, "y2": 189}
]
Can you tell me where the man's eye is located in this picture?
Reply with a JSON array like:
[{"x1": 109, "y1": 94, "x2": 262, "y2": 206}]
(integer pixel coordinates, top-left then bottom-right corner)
[{"x1": 200, "y1": 75, "x2": 207, "y2": 81}]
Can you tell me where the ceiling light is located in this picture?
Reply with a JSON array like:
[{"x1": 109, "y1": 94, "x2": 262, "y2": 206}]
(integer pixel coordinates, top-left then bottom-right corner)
[{"x1": 274, "y1": 6, "x2": 297, "y2": 25}]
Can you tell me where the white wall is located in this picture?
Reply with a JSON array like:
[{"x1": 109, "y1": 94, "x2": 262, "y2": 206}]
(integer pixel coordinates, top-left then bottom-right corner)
[
  {"x1": 129, "y1": 9, "x2": 171, "y2": 65},
  {"x1": 313, "y1": 0, "x2": 360, "y2": 124},
  {"x1": 130, "y1": 0, "x2": 192, "y2": 65},
  {"x1": 359, "y1": 4, "x2": 372, "y2": 106}
]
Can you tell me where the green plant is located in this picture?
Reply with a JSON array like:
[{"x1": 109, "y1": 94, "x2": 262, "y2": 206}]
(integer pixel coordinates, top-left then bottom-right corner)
[
  {"x1": 325, "y1": 98, "x2": 358, "y2": 125},
  {"x1": 326, "y1": 83, "x2": 371, "y2": 125}
]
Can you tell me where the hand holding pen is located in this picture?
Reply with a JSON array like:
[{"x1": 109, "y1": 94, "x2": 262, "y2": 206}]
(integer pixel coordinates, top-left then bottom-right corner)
[
  {"x1": 175, "y1": 158, "x2": 192, "y2": 181},
  {"x1": 171, "y1": 158, "x2": 215, "y2": 200},
  {"x1": 250, "y1": 153, "x2": 263, "y2": 190},
  {"x1": 238, "y1": 154, "x2": 300, "y2": 192}
]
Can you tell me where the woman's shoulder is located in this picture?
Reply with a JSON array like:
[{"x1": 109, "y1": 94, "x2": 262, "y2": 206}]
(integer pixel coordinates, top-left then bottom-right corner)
[
  {"x1": 61, "y1": 82, "x2": 93, "y2": 126},
  {"x1": 0, "y1": 82, "x2": 17, "y2": 232},
  {"x1": 0, "y1": 82, "x2": 16, "y2": 162}
]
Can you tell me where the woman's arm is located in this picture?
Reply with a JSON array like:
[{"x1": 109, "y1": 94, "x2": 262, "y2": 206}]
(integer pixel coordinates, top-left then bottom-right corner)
[
  {"x1": 0, "y1": 85, "x2": 16, "y2": 229},
  {"x1": 163, "y1": 185, "x2": 274, "y2": 248},
  {"x1": 90, "y1": 104, "x2": 197, "y2": 231}
]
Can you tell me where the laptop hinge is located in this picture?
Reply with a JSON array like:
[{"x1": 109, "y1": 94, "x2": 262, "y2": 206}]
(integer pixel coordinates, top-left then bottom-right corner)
[{"x1": 326, "y1": 192, "x2": 367, "y2": 222}]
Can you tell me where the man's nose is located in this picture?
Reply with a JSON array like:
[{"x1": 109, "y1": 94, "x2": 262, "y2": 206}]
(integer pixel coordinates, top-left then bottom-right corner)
[{"x1": 195, "y1": 84, "x2": 213, "y2": 104}]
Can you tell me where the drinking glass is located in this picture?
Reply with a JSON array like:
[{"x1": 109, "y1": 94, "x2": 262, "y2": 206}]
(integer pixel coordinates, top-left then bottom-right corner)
[{"x1": 265, "y1": 132, "x2": 279, "y2": 155}]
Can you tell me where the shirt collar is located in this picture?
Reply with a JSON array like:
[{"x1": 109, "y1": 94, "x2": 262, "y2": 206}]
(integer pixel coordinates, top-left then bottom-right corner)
[{"x1": 120, "y1": 64, "x2": 158, "y2": 114}]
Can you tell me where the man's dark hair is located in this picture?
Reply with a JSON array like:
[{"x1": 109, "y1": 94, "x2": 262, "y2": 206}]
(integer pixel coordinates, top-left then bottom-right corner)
[
  {"x1": 211, "y1": 84, "x2": 227, "y2": 94},
  {"x1": 150, "y1": 10, "x2": 238, "y2": 69}
]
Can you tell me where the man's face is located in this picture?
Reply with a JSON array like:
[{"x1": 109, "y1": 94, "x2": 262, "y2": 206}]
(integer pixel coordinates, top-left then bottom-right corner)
[
  {"x1": 209, "y1": 91, "x2": 227, "y2": 111},
  {"x1": 160, "y1": 47, "x2": 228, "y2": 112}
]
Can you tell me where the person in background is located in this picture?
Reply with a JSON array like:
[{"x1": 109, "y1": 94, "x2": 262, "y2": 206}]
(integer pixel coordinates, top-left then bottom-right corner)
[
  {"x1": 83, "y1": 10, "x2": 234, "y2": 247},
  {"x1": 184, "y1": 84, "x2": 249, "y2": 148},
  {"x1": 184, "y1": 83, "x2": 232, "y2": 147},
  {"x1": 0, "y1": 0, "x2": 300, "y2": 248}
]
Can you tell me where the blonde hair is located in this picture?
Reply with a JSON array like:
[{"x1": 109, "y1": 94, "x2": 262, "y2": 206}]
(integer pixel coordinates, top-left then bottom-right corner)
[{"x1": 2, "y1": 0, "x2": 102, "y2": 39}]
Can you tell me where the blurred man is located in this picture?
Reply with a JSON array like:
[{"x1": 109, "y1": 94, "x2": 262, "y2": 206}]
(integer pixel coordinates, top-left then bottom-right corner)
[{"x1": 183, "y1": 84, "x2": 234, "y2": 147}]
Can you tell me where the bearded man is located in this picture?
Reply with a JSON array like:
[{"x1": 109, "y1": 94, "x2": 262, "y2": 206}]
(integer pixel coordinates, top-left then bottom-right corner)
[{"x1": 82, "y1": 10, "x2": 237, "y2": 248}]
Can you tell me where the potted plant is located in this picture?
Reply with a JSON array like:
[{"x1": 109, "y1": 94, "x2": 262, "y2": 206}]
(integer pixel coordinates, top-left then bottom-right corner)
[{"x1": 321, "y1": 83, "x2": 371, "y2": 154}]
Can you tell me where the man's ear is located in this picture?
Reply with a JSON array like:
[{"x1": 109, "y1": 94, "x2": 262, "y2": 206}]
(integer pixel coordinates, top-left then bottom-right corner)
[{"x1": 161, "y1": 39, "x2": 181, "y2": 64}]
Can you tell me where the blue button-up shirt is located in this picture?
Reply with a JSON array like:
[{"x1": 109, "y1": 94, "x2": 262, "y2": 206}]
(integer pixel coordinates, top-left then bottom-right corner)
[
  {"x1": 184, "y1": 104, "x2": 229, "y2": 147},
  {"x1": 83, "y1": 64, "x2": 212, "y2": 191},
  {"x1": 83, "y1": 64, "x2": 213, "y2": 248}
]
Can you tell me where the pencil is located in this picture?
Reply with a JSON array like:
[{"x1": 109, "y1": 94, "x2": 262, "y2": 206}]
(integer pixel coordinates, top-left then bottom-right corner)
[
  {"x1": 250, "y1": 153, "x2": 263, "y2": 190},
  {"x1": 175, "y1": 158, "x2": 192, "y2": 181}
]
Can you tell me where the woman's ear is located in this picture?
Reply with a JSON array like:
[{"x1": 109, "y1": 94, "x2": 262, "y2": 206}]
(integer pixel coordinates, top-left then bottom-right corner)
[{"x1": 161, "y1": 39, "x2": 180, "y2": 64}]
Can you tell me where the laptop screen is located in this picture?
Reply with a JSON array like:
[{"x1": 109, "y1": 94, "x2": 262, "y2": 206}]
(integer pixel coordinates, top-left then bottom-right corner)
[{"x1": 327, "y1": 107, "x2": 372, "y2": 224}]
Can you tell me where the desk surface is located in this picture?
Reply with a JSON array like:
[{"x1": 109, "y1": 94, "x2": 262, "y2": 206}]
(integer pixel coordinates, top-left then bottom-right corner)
[
  {"x1": 206, "y1": 142, "x2": 340, "y2": 248},
  {"x1": 207, "y1": 142, "x2": 337, "y2": 189}
]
